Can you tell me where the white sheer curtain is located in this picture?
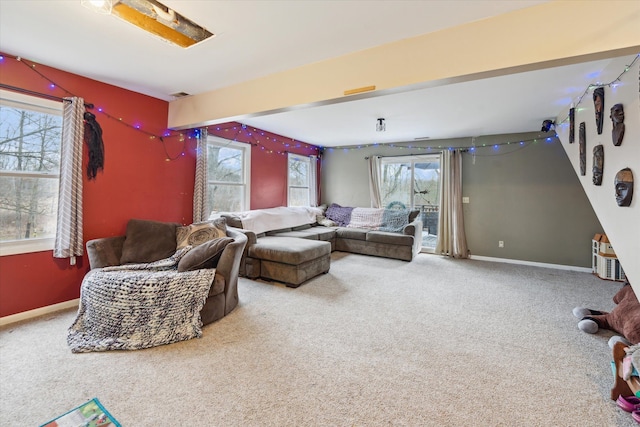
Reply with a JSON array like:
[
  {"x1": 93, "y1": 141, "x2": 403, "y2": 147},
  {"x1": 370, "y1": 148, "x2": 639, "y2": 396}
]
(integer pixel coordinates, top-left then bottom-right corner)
[
  {"x1": 193, "y1": 127, "x2": 208, "y2": 222},
  {"x1": 54, "y1": 97, "x2": 84, "y2": 262},
  {"x1": 367, "y1": 155, "x2": 383, "y2": 208},
  {"x1": 309, "y1": 155, "x2": 319, "y2": 207},
  {"x1": 435, "y1": 149, "x2": 469, "y2": 258}
]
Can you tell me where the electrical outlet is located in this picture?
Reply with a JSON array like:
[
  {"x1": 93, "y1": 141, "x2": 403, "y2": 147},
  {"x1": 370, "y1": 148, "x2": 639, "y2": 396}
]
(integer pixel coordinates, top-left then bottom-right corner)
[
  {"x1": 498, "y1": 241, "x2": 504, "y2": 248},
  {"x1": 462, "y1": 196, "x2": 470, "y2": 204}
]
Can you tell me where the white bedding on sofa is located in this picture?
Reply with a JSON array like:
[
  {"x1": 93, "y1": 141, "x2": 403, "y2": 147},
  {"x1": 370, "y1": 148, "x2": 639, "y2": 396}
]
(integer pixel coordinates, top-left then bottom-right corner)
[{"x1": 234, "y1": 206, "x2": 320, "y2": 235}]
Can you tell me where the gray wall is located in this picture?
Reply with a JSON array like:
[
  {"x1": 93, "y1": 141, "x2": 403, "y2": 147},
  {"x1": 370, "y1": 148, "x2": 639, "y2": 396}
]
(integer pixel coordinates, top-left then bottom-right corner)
[{"x1": 321, "y1": 131, "x2": 603, "y2": 268}]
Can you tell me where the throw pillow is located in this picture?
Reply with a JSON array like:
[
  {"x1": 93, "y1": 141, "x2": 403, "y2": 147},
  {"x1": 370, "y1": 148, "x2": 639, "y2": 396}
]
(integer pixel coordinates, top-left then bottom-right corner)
[
  {"x1": 178, "y1": 237, "x2": 234, "y2": 272},
  {"x1": 176, "y1": 217, "x2": 227, "y2": 249},
  {"x1": 120, "y1": 219, "x2": 179, "y2": 264}
]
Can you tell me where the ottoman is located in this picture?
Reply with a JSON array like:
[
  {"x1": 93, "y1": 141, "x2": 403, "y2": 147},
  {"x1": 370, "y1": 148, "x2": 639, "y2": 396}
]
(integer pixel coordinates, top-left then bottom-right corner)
[{"x1": 247, "y1": 236, "x2": 331, "y2": 287}]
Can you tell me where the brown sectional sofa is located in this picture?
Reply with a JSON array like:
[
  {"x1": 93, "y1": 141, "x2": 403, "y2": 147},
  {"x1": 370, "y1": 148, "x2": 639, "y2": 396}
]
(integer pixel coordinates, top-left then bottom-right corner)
[{"x1": 221, "y1": 208, "x2": 423, "y2": 287}]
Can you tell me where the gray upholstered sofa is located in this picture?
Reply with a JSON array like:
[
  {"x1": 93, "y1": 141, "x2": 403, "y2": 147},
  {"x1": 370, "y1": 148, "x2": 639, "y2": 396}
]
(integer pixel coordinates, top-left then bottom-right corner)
[
  {"x1": 220, "y1": 206, "x2": 422, "y2": 287},
  {"x1": 85, "y1": 219, "x2": 247, "y2": 326}
]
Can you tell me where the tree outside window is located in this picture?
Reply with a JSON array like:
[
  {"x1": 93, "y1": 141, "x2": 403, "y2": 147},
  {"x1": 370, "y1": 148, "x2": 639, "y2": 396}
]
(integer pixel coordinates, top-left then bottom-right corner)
[
  {"x1": 0, "y1": 91, "x2": 62, "y2": 244},
  {"x1": 380, "y1": 156, "x2": 440, "y2": 210},
  {"x1": 206, "y1": 137, "x2": 250, "y2": 213},
  {"x1": 288, "y1": 154, "x2": 310, "y2": 207},
  {"x1": 380, "y1": 155, "x2": 441, "y2": 241}
]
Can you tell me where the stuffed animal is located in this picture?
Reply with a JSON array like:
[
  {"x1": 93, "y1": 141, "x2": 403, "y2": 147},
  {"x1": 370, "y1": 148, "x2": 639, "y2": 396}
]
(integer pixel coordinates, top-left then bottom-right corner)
[{"x1": 573, "y1": 281, "x2": 640, "y2": 345}]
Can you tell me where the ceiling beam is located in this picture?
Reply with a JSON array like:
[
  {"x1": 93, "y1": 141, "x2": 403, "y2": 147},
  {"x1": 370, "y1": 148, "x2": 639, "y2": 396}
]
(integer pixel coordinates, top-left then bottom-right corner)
[{"x1": 168, "y1": 0, "x2": 640, "y2": 130}]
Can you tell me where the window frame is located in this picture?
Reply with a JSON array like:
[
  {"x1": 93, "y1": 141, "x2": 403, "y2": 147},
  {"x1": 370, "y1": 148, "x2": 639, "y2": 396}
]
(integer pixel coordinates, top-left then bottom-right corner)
[
  {"x1": 206, "y1": 136, "x2": 251, "y2": 213},
  {"x1": 379, "y1": 154, "x2": 440, "y2": 210},
  {"x1": 0, "y1": 89, "x2": 63, "y2": 256},
  {"x1": 287, "y1": 153, "x2": 311, "y2": 207}
]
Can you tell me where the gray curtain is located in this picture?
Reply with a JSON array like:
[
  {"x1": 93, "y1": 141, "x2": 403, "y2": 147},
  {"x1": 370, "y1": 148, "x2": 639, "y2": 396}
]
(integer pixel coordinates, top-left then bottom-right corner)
[
  {"x1": 435, "y1": 149, "x2": 469, "y2": 258},
  {"x1": 367, "y1": 155, "x2": 383, "y2": 208},
  {"x1": 54, "y1": 97, "x2": 84, "y2": 262},
  {"x1": 193, "y1": 127, "x2": 208, "y2": 222}
]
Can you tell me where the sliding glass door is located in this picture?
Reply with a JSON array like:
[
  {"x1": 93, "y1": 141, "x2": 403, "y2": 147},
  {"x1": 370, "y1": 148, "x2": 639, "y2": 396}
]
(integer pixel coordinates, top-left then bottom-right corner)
[{"x1": 380, "y1": 154, "x2": 440, "y2": 251}]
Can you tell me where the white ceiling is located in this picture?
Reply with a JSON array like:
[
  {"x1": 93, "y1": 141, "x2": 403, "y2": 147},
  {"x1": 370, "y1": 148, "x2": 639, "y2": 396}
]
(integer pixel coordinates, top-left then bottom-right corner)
[{"x1": 0, "y1": 0, "x2": 630, "y2": 147}]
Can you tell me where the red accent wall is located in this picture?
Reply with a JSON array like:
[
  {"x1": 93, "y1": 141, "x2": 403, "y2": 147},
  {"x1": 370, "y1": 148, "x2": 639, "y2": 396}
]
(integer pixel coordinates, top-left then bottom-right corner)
[
  {"x1": 208, "y1": 124, "x2": 321, "y2": 209},
  {"x1": 0, "y1": 54, "x2": 195, "y2": 317},
  {"x1": 0, "y1": 54, "x2": 321, "y2": 317}
]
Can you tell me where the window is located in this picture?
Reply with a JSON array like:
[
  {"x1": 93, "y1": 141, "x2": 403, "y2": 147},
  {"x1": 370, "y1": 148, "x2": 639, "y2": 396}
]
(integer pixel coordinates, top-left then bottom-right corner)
[
  {"x1": 0, "y1": 90, "x2": 63, "y2": 255},
  {"x1": 206, "y1": 136, "x2": 250, "y2": 213},
  {"x1": 288, "y1": 153, "x2": 311, "y2": 207},
  {"x1": 380, "y1": 155, "x2": 440, "y2": 210}
]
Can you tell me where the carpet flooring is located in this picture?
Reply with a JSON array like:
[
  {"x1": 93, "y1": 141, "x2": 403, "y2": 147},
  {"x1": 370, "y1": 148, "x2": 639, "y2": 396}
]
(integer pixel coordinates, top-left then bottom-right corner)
[{"x1": 0, "y1": 252, "x2": 634, "y2": 426}]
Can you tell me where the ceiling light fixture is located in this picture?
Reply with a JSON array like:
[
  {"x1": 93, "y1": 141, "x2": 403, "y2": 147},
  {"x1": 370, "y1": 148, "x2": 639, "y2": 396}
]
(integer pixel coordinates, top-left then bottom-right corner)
[
  {"x1": 376, "y1": 118, "x2": 386, "y2": 132},
  {"x1": 82, "y1": 0, "x2": 214, "y2": 48},
  {"x1": 81, "y1": 0, "x2": 113, "y2": 14}
]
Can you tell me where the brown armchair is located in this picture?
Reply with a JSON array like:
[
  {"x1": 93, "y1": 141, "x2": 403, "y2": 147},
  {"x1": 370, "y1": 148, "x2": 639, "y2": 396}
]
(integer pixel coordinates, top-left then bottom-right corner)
[{"x1": 85, "y1": 226, "x2": 247, "y2": 325}]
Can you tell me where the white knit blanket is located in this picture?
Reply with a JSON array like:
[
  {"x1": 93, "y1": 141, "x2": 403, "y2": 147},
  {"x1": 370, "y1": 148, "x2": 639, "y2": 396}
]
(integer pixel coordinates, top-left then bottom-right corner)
[
  {"x1": 67, "y1": 248, "x2": 216, "y2": 353},
  {"x1": 347, "y1": 208, "x2": 385, "y2": 229},
  {"x1": 347, "y1": 208, "x2": 410, "y2": 232},
  {"x1": 234, "y1": 206, "x2": 320, "y2": 234}
]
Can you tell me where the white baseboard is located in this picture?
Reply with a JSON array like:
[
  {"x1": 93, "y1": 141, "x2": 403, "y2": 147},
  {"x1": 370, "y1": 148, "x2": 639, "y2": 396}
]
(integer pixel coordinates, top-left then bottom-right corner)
[
  {"x1": 468, "y1": 255, "x2": 592, "y2": 273},
  {"x1": 0, "y1": 299, "x2": 79, "y2": 327}
]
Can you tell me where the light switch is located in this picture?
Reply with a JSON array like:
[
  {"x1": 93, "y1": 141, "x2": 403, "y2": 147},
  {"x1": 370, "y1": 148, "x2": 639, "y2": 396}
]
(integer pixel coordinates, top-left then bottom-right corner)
[{"x1": 462, "y1": 197, "x2": 470, "y2": 204}]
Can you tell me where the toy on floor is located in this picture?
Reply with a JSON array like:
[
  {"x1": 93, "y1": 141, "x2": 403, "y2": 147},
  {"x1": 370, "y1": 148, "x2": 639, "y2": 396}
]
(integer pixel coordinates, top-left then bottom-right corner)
[{"x1": 573, "y1": 281, "x2": 640, "y2": 345}]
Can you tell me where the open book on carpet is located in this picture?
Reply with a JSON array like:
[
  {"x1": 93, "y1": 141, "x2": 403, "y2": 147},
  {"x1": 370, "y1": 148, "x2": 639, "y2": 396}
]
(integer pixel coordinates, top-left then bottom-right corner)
[{"x1": 40, "y1": 398, "x2": 121, "y2": 427}]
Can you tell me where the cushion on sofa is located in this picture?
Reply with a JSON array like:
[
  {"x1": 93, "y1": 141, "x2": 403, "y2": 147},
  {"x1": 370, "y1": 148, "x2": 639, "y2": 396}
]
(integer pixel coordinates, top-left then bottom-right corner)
[
  {"x1": 366, "y1": 231, "x2": 414, "y2": 246},
  {"x1": 178, "y1": 237, "x2": 234, "y2": 272},
  {"x1": 335, "y1": 227, "x2": 368, "y2": 241},
  {"x1": 266, "y1": 227, "x2": 292, "y2": 235},
  {"x1": 176, "y1": 217, "x2": 227, "y2": 249},
  {"x1": 248, "y1": 236, "x2": 331, "y2": 265},
  {"x1": 292, "y1": 224, "x2": 312, "y2": 231},
  {"x1": 120, "y1": 219, "x2": 179, "y2": 264},
  {"x1": 294, "y1": 226, "x2": 337, "y2": 241},
  {"x1": 268, "y1": 231, "x2": 319, "y2": 240}
]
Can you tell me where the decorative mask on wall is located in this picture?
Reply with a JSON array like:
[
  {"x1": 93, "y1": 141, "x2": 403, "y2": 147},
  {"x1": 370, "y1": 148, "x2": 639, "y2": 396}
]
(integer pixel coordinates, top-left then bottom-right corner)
[
  {"x1": 593, "y1": 87, "x2": 605, "y2": 135},
  {"x1": 569, "y1": 107, "x2": 575, "y2": 143},
  {"x1": 593, "y1": 145, "x2": 604, "y2": 186},
  {"x1": 614, "y1": 168, "x2": 634, "y2": 207},
  {"x1": 579, "y1": 122, "x2": 586, "y2": 176},
  {"x1": 610, "y1": 103, "x2": 625, "y2": 146}
]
